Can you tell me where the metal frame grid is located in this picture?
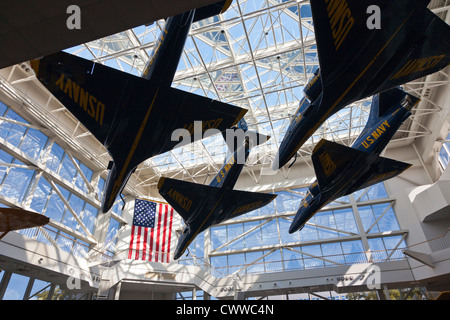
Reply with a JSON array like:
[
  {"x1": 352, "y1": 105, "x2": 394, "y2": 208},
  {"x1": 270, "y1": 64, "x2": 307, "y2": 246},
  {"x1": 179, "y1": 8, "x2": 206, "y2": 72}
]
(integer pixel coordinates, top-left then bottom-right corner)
[{"x1": 61, "y1": 0, "x2": 450, "y2": 190}]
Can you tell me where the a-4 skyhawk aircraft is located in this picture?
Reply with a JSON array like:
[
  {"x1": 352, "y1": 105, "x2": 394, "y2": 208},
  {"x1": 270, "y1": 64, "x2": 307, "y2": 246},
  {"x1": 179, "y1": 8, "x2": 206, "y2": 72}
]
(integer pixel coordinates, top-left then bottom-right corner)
[
  {"x1": 30, "y1": 1, "x2": 248, "y2": 213},
  {"x1": 273, "y1": 0, "x2": 450, "y2": 170},
  {"x1": 157, "y1": 119, "x2": 277, "y2": 260},
  {"x1": 288, "y1": 88, "x2": 419, "y2": 234}
]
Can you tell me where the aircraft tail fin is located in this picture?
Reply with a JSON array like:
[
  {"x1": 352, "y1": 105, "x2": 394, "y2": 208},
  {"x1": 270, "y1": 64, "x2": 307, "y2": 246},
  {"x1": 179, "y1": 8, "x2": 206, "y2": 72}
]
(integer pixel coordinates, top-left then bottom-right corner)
[
  {"x1": 221, "y1": 118, "x2": 270, "y2": 153},
  {"x1": 157, "y1": 177, "x2": 220, "y2": 225},
  {"x1": 368, "y1": 88, "x2": 420, "y2": 121},
  {"x1": 312, "y1": 139, "x2": 411, "y2": 191},
  {"x1": 193, "y1": 0, "x2": 232, "y2": 22},
  {"x1": 157, "y1": 177, "x2": 276, "y2": 225},
  {"x1": 312, "y1": 139, "x2": 363, "y2": 189}
]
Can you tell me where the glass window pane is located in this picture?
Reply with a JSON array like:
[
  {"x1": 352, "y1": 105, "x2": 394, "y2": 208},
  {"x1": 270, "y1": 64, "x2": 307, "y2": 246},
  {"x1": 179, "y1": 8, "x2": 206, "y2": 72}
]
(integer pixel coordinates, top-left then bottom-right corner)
[
  {"x1": 46, "y1": 143, "x2": 64, "y2": 172},
  {"x1": 96, "y1": 177, "x2": 105, "y2": 199},
  {"x1": 45, "y1": 188, "x2": 70, "y2": 223},
  {"x1": 0, "y1": 160, "x2": 34, "y2": 202},
  {"x1": 74, "y1": 162, "x2": 93, "y2": 192},
  {"x1": 62, "y1": 194, "x2": 84, "y2": 231},
  {"x1": 82, "y1": 203, "x2": 98, "y2": 233},
  {"x1": 279, "y1": 218, "x2": 299, "y2": 243},
  {"x1": 20, "y1": 128, "x2": 48, "y2": 160},
  {"x1": 0, "y1": 110, "x2": 27, "y2": 147},
  {"x1": 3, "y1": 273, "x2": 29, "y2": 300},
  {"x1": 264, "y1": 250, "x2": 283, "y2": 273},
  {"x1": 373, "y1": 203, "x2": 400, "y2": 232},
  {"x1": 211, "y1": 226, "x2": 227, "y2": 251},
  {"x1": 243, "y1": 221, "x2": 262, "y2": 249},
  {"x1": 30, "y1": 178, "x2": 52, "y2": 213},
  {"x1": 228, "y1": 253, "x2": 245, "y2": 274},
  {"x1": 333, "y1": 208, "x2": 358, "y2": 234},
  {"x1": 245, "y1": 251, "x2": 265, "y2": 275},
  {"x1": 29, "y1": 279, "x2": 52, "y2": 300},
  {"x1": 322, "y1": 242, "x2": 345, "y2": 266},
  {"x1": 0, "y1": 101, "x2": 8, "y2": 115},
  {"x1": 275, "y1": 191, "x2": 294, "y2": 213},
  {"x1": 358, "y1": 205, "x2": 379, "y2": 233},
  {"x1": 314, "y1": 210, "x2": 339, "y2": 239},
  {"x1": 439, "y1": 146, "x2": 449, "y2": 168},
  {"x1": 301, "y1": 244, "x2": 323, "y2": 268},
  {"x1": 105, "y1": 218, "x2": 120, "y2": 243},
  {"x1": 59, "y1": 154, "x2": 77, "y2": 183},
  {"x1": 300, "y1": 224, "x2": 318, "y2": 241},
  {"x1": 367, "y1": 238, "x2": 387, "y2": 261},
  {"x1": 284, "y1": 248, "x2": 303, "y2": 271},
  {"x1": 341, "y1": 240, "x2": 367, "y2": 264},
  {"x1": 0, "y1": 150, "x2": 13, "y2": 184},
  {"x1": 227, "y1": 223, "x2": 244, "y2": 250},
  {"x1": 366, "y1": 183, "x2": 388, "y2": 200},
  {"x1": 260, "y1": 219, "x2": 279, "y2": 246},
  {"x1": 259, "y1": 201, "x2": 275, "y2": 216},
  {"x1": 211, "y1": 255, "x2": 228, "y2": 277}
]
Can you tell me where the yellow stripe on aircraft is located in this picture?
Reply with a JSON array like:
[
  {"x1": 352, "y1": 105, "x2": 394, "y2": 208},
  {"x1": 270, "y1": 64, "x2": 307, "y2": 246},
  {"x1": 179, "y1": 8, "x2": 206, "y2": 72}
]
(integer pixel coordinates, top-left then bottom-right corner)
[
  {"x1": 286, "y1": 11, "x2": 415, "y2": 162},
  {"x1": 106, "y1": 88, "x2": 160, "y2": 208}
]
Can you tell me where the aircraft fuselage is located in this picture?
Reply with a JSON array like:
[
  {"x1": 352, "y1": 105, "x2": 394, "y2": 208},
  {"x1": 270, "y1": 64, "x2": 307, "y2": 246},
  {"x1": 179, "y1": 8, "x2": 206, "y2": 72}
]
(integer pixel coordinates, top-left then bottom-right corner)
[
  {"x1": 289, "y1": 92, "x2": 414, "y2": 233},
  {"x1": 174, "y1": 140, "x2": 251, "y2": 259},
  {"x1": 101, "y1": 11, "x2": 195, "y2": 212}
]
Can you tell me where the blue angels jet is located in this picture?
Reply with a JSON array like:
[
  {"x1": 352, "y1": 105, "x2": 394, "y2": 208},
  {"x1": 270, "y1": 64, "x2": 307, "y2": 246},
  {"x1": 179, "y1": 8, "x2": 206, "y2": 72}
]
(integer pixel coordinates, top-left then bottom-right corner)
[
  {"x1": 273, "y1": 0, "x2": 450, "y2": 170},
  {"x1": 157, "y1": 119, "x2": 277, "y2": 260},
  {"x1": 30, "y1": 1, "x2": 248, "y2": 213},
  {"x1": 288, "y1": 88, "x2": 419, "y2": 234}
]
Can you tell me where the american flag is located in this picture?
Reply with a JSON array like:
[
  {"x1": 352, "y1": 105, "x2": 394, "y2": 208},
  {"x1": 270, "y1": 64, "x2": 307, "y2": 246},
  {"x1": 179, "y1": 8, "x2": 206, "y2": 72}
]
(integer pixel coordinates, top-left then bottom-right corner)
[{"x1": 128, "y1": 199, "x2": 174, "y2": 263}]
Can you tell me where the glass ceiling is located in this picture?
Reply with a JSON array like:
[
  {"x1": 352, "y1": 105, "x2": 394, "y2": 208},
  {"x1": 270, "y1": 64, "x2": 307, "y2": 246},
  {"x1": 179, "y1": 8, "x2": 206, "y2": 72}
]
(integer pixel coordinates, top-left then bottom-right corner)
[{"x1": 63, "y1": 0, "x2": 430, "y2": 188}]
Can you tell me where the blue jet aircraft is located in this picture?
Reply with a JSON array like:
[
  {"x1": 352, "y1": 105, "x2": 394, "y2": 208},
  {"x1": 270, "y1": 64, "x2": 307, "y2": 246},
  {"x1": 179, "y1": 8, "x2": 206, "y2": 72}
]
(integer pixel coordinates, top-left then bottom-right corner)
[
  {"x1": 288, "y1": 88, "x2": 419, "y2": 234},
  {"x1": 30, "y1": 1, "x2": 248, "y2": 213},
  {"x1": 273, "y1": 0, "x2": 450, "y2": 170},
  {"x1": 157, "y1": 119, "x2": 277, "y2": 260}
]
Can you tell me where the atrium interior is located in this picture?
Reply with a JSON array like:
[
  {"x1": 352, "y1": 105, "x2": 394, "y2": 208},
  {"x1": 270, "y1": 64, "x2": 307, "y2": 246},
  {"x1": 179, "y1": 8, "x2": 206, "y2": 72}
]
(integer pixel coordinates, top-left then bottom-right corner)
[{"x1": 0, "y1": 0, "x2": 449, "y2": 300}]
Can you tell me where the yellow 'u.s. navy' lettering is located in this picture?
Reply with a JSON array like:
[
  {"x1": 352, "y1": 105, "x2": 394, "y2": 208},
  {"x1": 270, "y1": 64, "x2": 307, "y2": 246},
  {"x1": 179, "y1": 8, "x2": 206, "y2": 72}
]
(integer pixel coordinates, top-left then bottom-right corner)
[
  {"x1": 55, "y1": 74, "x2": 105, "y2": 126},
  {"x1": 318, "y1": 151, "x2": 336, "y2": 178},
  {"x1": 390, "y1": 54, "x2": 445, "y2": 80},
  {"x1": 216, "y1": 155, "x2": 236, "y2": 183},
  {"x1": 143, "y1": 29, "x2": 169, "y2": 78},
  {"x1": 325, "y1": 0, "x2": 355, "y2": 50},
  {"x1": 361, "y1": 120, "x2": 390, "y2": 149},
  {"x1": 167, "y1": 188, "x2": 192, "y2": 212}
]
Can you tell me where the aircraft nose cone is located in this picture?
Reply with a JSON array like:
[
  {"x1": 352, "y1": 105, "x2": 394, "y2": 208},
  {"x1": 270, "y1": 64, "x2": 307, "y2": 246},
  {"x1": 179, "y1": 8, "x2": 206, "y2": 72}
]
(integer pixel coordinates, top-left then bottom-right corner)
[
  {"x1": 272, "y1": 144, "x2": 291, "y2": 170},
  {"x1": 289, "y1": 216, "x2": 303, "y2": 234},
  {"x1": 173, "y1": 249, "x2": 183, "y2": 261}
]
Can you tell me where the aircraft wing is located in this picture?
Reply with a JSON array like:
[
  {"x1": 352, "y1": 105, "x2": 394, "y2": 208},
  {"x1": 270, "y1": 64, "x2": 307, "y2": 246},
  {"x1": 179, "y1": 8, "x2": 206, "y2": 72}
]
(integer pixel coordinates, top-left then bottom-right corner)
[
  {"x1": 345, "y1": 156, "x2": 412, "y2": 195},
  {"x1": 158, "y1": 177, "x2": 276, "y2": 227},
  {"x1": 146, "y1": 86, "x2": 247, "y2": 159},
  {"x1": 312, "y1": 139, "x2": 411, "y2": 193},
  {"x1": 310, "y1": 0, "x2": 440, "y2": 106},
  {"x1": 221, "y1": 188, "x2": 277, "y2": 221},
  {"x1": 32, "y1": 51, "x2": 247, "y2": 169},
  {"x1": 157, "y1": 177, "x2": 222, "y2": 225},
  {"x1": 31, "y1": 51, "x2": 142, "y2": 146}
]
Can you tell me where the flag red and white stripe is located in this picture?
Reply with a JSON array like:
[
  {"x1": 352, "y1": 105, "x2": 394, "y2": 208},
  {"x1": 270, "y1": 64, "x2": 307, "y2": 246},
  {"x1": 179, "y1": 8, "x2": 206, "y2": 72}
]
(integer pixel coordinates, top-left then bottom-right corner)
[{"x1": 128, "y1": 199, "x2": 174, "y2": 263}]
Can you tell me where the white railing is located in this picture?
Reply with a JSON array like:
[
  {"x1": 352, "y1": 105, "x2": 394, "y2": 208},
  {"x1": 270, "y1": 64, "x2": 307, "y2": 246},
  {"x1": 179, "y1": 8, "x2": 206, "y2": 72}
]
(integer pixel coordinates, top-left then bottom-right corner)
[{"x1": 404, "y1": 227, "x2": 450, "y2": 254}]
